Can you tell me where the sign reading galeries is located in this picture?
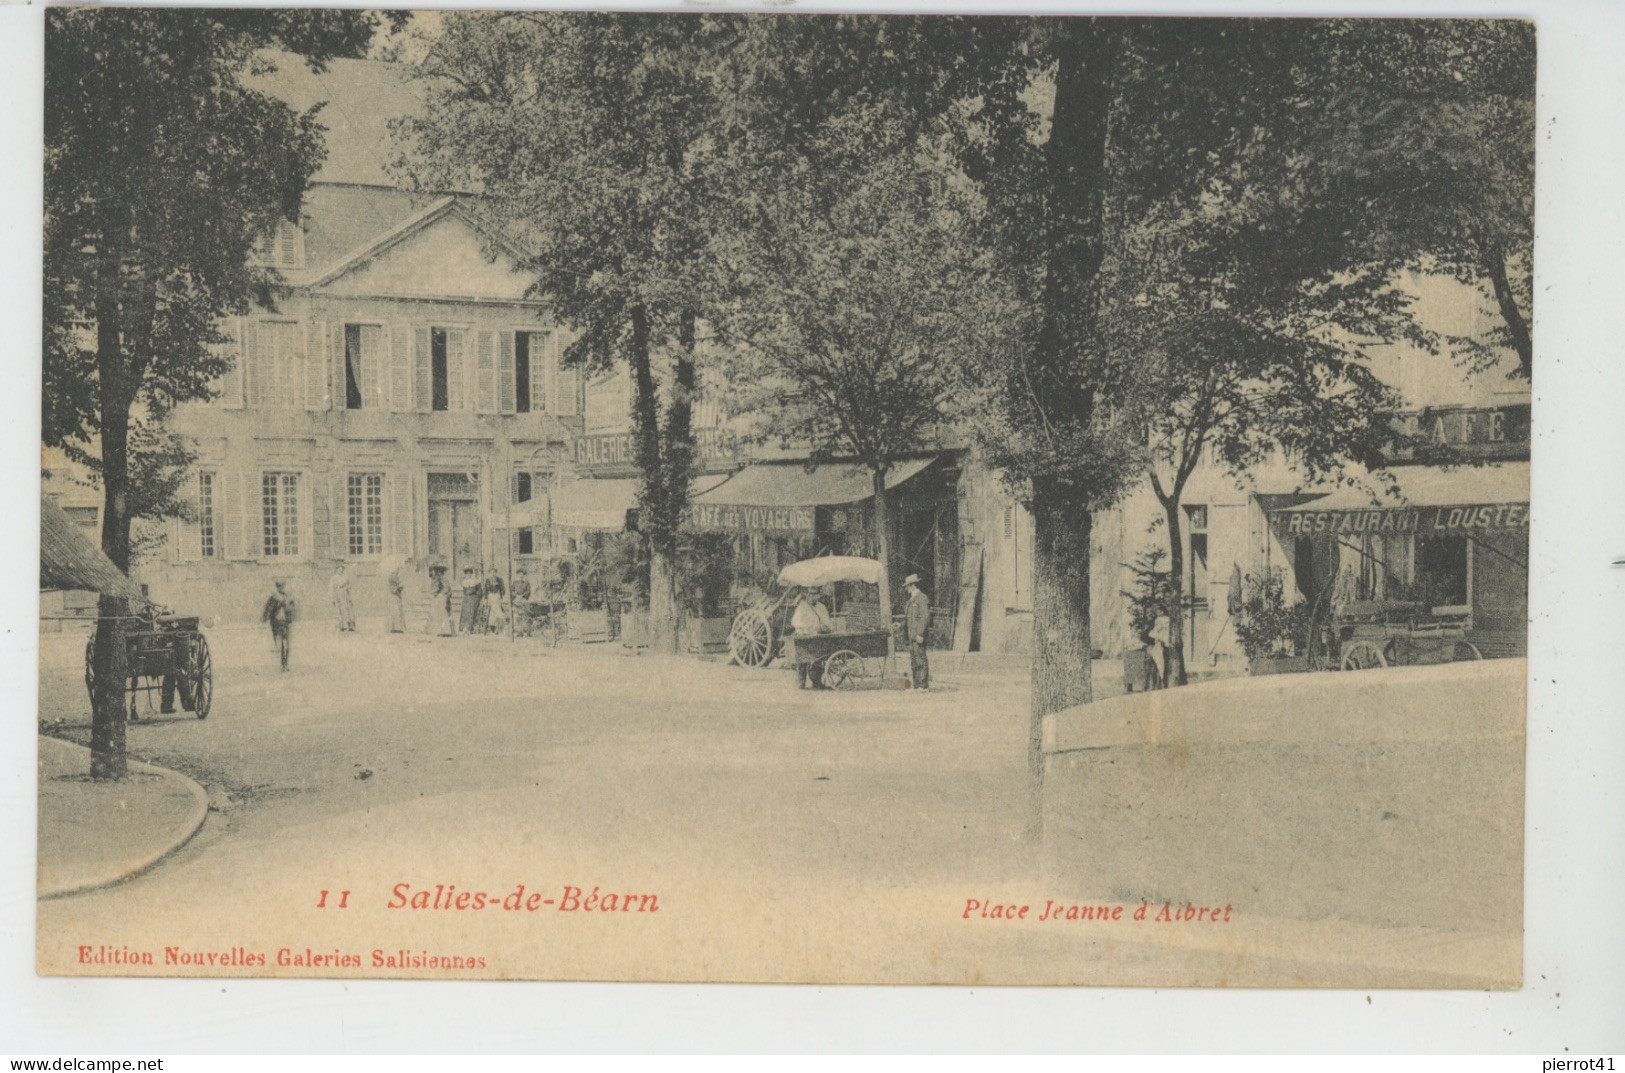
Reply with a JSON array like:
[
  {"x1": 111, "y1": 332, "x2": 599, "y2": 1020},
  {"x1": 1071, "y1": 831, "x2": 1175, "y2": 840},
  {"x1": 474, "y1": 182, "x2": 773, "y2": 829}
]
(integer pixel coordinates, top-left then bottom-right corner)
[{"x1": 1276, "y1": 502, "x2": 1531, "y2": 536}]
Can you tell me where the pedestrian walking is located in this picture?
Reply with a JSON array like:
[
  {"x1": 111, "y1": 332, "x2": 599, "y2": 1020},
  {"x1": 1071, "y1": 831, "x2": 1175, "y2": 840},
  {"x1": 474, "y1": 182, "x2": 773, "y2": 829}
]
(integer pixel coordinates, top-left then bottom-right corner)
[
  {"x1": 479, "y1": 568, "x2": 505, "y2": 633},
  {"x1": 386, "y1": 558, "x2": 408, "y2": 633},
  {"x1": 330, "y1": 563, "x2": 356, "y2": 632},
  {"x1": 262, "y1": 579, "x2": 297, "y2": 671},
  {"x1": 458, "y1": 566, "x2": 483, "y2": 635},
  {"x1": 511, "y1": 567, "x2": 533, "y2": 637},
  {"x1": 427, "y1": 561, "x2": 454, "y2": 636},
  {"x1": 903, "y1": 573, "x2": 931, "y2": 692}
]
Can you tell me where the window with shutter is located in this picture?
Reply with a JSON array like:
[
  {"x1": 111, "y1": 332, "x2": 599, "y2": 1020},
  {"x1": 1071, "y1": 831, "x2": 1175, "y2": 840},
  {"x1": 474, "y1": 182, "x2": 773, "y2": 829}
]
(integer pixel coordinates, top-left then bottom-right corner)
[
  {"x1": 414, "y1": 327, "x2": 433, "y2": 413},
  {"x1": 552, "y1": 333, "x2": 579, "y2": 416},
  {"x1": 304, "y1": 319, "x2": 328, "y2": 411},
  {"x1": 390, "y1": 326, "x2": 413, "y2": 411},
  {"x1": 216, "y1": 319, "x2": 245, "y2": 409},
  {"x1": 499, "y1": 332, "x2": 517, "y2": 413},
  {"x1": 476, "y1": 330, "x2": 498, "y2": 413}
]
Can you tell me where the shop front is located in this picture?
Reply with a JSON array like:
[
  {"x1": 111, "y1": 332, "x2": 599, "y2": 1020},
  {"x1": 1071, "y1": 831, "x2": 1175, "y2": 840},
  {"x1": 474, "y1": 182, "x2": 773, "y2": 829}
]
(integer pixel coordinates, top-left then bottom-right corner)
[{"x1": 1268, "y1": 463, "x2": 1529, "y2": 658}]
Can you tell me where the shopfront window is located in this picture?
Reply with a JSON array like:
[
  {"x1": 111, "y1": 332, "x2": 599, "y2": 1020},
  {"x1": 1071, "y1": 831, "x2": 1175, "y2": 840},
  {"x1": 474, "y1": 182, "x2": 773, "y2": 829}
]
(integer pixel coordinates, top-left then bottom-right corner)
[{"x1": 1414, "y1": 534, "x2": 1469, "y2": 607}]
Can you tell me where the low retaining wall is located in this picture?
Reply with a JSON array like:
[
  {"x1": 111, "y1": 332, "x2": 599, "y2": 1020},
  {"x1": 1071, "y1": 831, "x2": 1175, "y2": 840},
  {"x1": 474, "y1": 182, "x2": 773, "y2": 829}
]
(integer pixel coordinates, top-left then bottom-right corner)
[{"x1": 1040, "y1": 660, "x2": 1526, "y2": 933}]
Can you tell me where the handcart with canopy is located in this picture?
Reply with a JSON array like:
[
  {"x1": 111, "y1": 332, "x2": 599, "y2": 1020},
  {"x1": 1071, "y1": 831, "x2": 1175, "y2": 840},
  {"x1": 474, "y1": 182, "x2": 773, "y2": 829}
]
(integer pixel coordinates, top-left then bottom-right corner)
[{"x1": 727, "y1": 555, "x2": 893, "y2": 688}]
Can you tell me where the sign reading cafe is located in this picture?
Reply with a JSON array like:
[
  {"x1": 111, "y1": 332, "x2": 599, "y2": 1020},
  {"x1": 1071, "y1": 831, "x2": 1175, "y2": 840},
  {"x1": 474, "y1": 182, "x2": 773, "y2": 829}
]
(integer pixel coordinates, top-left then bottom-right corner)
[{"x1": 1277, "y1": 502, "x2": 1531, "y2": 536}]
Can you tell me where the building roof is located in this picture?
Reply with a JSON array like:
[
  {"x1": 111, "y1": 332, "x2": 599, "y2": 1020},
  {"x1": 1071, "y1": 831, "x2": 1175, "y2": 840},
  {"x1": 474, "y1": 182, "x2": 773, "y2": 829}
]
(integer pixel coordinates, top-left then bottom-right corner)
[{"x1": 40, "y1": 497, "x2": 144, "y2": 600}]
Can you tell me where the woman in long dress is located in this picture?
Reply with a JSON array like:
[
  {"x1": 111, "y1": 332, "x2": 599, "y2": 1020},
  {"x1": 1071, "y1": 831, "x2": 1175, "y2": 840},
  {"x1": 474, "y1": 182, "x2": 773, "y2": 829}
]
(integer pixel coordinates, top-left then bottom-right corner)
[{"x1": 458, "y1": 566, "x2": 483, "y2": 635}]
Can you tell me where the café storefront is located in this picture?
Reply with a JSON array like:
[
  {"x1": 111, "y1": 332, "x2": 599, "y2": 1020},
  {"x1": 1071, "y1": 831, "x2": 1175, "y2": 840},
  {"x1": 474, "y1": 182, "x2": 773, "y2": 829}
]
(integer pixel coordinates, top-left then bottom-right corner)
[{"x1": 1267, "y1": 462, "x2": 1529, "y2": 658}]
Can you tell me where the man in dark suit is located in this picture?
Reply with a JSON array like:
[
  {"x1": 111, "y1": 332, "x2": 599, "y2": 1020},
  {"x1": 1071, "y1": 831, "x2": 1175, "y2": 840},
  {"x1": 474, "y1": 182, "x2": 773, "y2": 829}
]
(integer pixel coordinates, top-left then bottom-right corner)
[{"x1": 903, "y1": 573, "x2": 931, "y2": 692}]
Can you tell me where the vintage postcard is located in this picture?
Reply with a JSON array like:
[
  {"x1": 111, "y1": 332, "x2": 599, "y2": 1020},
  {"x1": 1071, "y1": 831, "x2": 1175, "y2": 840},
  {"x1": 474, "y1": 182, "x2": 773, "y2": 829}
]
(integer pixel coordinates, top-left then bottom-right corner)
[{"x1": 37, "y1": 8, "x2": 1532, "y2": 988}]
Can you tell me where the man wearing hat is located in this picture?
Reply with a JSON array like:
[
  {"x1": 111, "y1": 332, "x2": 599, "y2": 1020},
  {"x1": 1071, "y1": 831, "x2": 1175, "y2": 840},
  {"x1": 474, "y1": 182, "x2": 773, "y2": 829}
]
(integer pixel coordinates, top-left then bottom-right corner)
[{"x1": 903, "y1": 573, "x2": 931, "y2": 692}]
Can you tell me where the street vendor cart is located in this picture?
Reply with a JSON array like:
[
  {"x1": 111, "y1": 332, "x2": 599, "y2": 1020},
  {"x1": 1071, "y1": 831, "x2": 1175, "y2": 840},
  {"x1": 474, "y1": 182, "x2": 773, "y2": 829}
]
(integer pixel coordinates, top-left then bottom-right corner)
[
  {"x1": 1334, "y1": 599, "x2": 1482, "y2": 670},
  {"x1": 727, "y1": 555, "x2": 893, "y2": 688}
]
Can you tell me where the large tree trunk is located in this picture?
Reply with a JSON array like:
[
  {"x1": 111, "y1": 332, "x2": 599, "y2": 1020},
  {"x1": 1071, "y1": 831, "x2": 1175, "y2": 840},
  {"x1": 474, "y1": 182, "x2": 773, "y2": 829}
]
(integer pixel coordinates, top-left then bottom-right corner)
[
  {"x1": 91, "y1": 244, "x2": 131, "y2": 779},
  {"x1": 649, "y1": 311, "x2": 698, "y2": 655},
  {"x1": 1161, "y1": 493, "x2": 1188, "y2": 687},
  {"x1": 1023, "y1": 20, "x2": 1114, "y2": 729},
  {"x1": 1484, "y1": 243, "x2": 1532, "y2": 380},
  {"x1": 1028, "y1": 485, "x2": 1094, "y2": 771},
  {"x1": 871, "y1": 468, "x2": 894, "y2": 653}
]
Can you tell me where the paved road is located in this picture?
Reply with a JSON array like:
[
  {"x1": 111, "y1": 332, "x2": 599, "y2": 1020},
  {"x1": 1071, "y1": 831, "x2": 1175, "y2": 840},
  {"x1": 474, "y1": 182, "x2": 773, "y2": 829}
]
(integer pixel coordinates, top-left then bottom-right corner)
[{"x1": 39, "y1": 627, "x2": 1475, "y2": 985}]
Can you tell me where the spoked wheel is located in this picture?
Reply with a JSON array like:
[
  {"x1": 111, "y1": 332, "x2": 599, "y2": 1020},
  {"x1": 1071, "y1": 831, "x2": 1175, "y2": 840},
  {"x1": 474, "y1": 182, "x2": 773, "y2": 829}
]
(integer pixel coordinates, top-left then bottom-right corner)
[
  {"x1": 1341, "y1": 639, "x2": 1389, "y2": 671},
  {"x1": 823, "y1": 649, "x2": 864, "y2": 690},
  {"x1": 185, "y1": 635, "x2": 213, "y2": 718},
  {"x1": 1451, "y1": 640, "x2": 1483, "y2": 663},
  {"x1": 728, "y1": 608, "x2": 774, "y2": 668}
]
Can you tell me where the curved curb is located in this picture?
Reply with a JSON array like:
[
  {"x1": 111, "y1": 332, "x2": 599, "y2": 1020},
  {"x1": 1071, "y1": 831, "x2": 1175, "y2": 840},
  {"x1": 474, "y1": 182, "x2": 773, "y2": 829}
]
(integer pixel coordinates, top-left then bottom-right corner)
[{"x1": 37, "y1": 737, "x2": 211, "y2": 900}]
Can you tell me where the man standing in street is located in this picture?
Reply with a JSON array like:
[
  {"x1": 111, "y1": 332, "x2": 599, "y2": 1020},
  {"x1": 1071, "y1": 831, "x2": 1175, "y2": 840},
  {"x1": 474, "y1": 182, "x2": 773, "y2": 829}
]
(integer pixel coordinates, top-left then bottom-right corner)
[
  {"x1": 330, "y1": 563, "x2": 356, "y2": 632},
  {"x1": 903, "y1": 573, "x2": 931, "y2": 692},
  {"x1": 263, "y1": 579, "x2": 296, "y2": 672}
]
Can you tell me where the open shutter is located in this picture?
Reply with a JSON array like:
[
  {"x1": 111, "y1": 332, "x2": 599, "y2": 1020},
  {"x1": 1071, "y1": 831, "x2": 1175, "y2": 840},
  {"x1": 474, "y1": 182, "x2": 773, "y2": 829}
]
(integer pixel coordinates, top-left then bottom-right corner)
[
  {"x1": 413, "y1": 327, "x2": 432, "y2": 413},
  {"x1": 390, "y1": 326, "x2": 413, "y2": 412},
  {"x1": 476, "y1": 330, "x2": 498, "y2": 414},
  {"x1": 361, "y1": 325, "x2": 386, "y2": 410},
  {"x1": 499, "y1": 332, "x2": 516, "y2": 414},
  {"x1": 304, "y1": 320, "x2": 329, "y2": 411},
  {"x1": 216, "y1": 318, "x2": 245, "y2": 409},
  {"x1": 446, "y1": 328, "x2": 467, "y2": 411}
]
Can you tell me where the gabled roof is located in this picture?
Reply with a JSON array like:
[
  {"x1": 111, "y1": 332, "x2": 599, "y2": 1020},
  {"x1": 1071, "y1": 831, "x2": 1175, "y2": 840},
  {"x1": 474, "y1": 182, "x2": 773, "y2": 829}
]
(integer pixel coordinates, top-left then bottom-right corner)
[
  {"x1": 305, "y1": 196, "x2": 531, "y2": 291},
  {"x1": 40, "y1": 497, "x2": 144, "y2": 600}
]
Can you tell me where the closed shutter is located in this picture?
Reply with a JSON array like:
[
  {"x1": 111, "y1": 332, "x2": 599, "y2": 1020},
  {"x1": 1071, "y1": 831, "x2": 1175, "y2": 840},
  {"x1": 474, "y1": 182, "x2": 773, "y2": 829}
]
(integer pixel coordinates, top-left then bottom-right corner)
[
  {"x1": 242, "y1": 321, "x2": 262, "y2": 408},
  {"x1": 330, "y1": 323, "x2": 347, "y2": 410},
  {"x1": 361, "y1": 325, "x2": 386, "y2": 410},
  {"x1": 413, "y1": 327, "x2": 432, "y2": 413},
  {"x1": 390, "y1": 326, "x2": 413, "y2": 411},
  {"x1": 304, "y1": 320, "x2": 329, "y2": 411},
  {"x1": 499, "y1": 332, "x2": 516, "y2": 414},
  {"x1": 553, "y1": 333, "x2": 579, "y2": 416},
  {"x1": 177, "y1": 473, "x2": 203, "y2": 561},
  {"x1": 476, "y1": 330, "x2": 498, "y2": 414},
  {"x1": 217, "y1": 318, "x2": 245, "y2": 409}
]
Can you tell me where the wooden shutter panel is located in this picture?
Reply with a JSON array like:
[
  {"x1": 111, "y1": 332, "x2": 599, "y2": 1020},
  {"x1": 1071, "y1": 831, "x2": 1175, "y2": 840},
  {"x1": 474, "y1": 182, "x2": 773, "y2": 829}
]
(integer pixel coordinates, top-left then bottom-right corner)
[
  {"x1": 553, "y1": 333, "x2": 579, "y2": 416},
  {"x1": 413, "y1": 327, "x2": 432, "y2": 413},
  {"x1": 328, "y1": 322, "x2": 347, "y2": 410},
  {"x1": 217, "y1": 318, "x2": 245, "y2": 409},
  {"x1": 499, "y1": 332, "x2": 516, "y2": 414},
  {"x1": 446, "y1": 329, "x2": 467, "y2": 411},
  {"x1": 242, "y1": 321, "x2": 262, "y2": 408},
  {"x1": 304, "y1": 320, "x2": 329, "y2": 411},
  {"x1": 178, "y1": 473, "x2": 203, "y2": 561},
  {"x1": 390, "y1": 326, "x2": 413, "y2": 412},
  {"x1": 476, "y1": 330, "x2": 498, "y2": 414},
  {"x1": 361, "y1": 325, "x2": 385, "y2": 410}
]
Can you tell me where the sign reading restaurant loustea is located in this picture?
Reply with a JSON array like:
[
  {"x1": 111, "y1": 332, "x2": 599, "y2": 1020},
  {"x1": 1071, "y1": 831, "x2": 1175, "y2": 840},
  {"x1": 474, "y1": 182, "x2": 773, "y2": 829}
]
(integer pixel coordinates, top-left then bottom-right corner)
[{"x1": 1277, "y1": 501, "x2": 1531, "y2": 536}]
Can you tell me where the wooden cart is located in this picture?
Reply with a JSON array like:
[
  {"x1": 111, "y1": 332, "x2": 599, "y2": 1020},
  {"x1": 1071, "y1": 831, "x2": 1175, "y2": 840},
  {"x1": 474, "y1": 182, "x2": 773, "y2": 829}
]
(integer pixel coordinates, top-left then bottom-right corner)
[
  {"x1": 1334, "y1": 600, "x2": 1482, "y2": 671},
  {"x1": 84, "y1": 610, "x2": 214, "y2": 720},
  {"x1": 728, "y1": 555, "x2": 893, "y2": 687}
]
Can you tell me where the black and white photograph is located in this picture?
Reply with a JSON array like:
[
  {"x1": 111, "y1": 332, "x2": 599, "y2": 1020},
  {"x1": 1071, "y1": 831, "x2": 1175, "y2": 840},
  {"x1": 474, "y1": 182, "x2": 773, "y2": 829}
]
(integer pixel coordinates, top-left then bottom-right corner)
[{"x1": 32, "y1": 4, "x2": 1547, "y2": 995}]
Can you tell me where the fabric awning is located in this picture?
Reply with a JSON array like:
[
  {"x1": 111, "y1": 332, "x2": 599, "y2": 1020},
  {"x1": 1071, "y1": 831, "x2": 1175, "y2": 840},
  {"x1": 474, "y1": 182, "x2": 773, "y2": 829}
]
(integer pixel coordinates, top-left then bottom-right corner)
[
  {"x1": 551, "y1": 474, "x2": 735, "y2": 531},
  {"x1": 687, "y1": 456, "x2": 939, "y2": 535},
  {"x1": 1269, "y1": 463, "x2": 1530, "y2": 537},
  {"x1": 40, "y1": 497, "x2": 144, "y2": 600}
]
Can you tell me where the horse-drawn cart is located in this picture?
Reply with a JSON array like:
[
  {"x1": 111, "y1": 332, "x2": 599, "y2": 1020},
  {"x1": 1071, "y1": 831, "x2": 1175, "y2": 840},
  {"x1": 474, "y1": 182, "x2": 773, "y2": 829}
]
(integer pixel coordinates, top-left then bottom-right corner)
[
  {"x1": 85, "y1": 609, "x2": 214, "y2": 720},
  {"x1": 1334, "y1": 599, "x2": 1482, "y2": 671},
  {"x1": 727, "y1": 555, "x2": 893, "y2": 688}
]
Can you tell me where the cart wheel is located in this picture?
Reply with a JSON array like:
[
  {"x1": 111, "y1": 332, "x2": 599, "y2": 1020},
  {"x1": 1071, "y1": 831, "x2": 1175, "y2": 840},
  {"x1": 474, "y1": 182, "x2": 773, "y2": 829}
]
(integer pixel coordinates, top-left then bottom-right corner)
[
  {"x1": 824, "y1": 649, "x2": 864, "y2": 690},
  {"x1": 188, "y1": 636, "x2": 213, "y2": 719},
  {"x1": 83, "y1": 636, "x2": 96, "y2": 707},
  {"x1": 1341, "y1": 639, "x2": 1389, "y2": 671},
  {"x1": 1451, "y1": 640, "x2": 1483, "y2": 662},
  {"x1": 728, "y1": 609, "x2": 774, "y2": 668}
]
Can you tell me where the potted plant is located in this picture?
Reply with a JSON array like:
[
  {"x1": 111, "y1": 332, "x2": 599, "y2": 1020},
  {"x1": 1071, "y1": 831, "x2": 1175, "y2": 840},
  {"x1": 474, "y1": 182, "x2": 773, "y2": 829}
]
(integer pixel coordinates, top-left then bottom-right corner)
[
  {"x1": 1234, "y1": 569, "x2": 1313, "y2": 675},
  {"x1": 677, "y1": 532, "x2": 737, "y2": 653},
  {"x1": 1120, "y1": 548, "x2": 1173, "y2": 692}
]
